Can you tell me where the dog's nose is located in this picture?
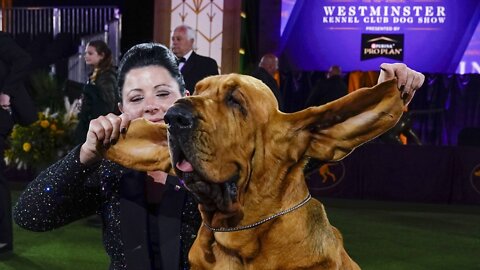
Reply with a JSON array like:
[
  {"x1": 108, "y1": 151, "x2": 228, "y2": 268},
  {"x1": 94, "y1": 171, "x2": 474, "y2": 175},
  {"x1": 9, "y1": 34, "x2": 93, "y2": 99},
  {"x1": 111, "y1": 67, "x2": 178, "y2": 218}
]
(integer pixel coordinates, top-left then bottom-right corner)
[{"x1": 164, "y1": 105, "x2": 195, "y2": 134}]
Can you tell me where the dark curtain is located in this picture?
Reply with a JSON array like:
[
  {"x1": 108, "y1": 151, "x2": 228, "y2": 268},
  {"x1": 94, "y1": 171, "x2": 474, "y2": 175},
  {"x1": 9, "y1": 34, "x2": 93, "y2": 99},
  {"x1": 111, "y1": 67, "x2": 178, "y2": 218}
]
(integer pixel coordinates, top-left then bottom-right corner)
[
  {"x1": 403, "y1": 73, "x2": 480, "y2": 146},
  {"x1": 283, "y1": 72, "x2": 480, "y2": 146},
  {"x1": 306, "y1": 143, "x2": 480, "y2": 205},
  {"x1": 121, "y1": 0, "x2": 153, "y2": 54}
]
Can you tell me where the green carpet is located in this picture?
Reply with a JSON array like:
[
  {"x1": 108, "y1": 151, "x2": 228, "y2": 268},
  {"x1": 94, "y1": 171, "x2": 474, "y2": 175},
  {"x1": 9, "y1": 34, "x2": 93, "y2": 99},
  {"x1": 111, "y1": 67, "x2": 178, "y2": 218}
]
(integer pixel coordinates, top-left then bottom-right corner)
[
  {"x1": 322, "y1": 198, "x2": 480, "y2": 270},
  {"x1": 1, "y1": 190, "x2": 479, "y2": 269},
  {"x1": 0, "y1": 191, "x2": 108, "y2": 270}
]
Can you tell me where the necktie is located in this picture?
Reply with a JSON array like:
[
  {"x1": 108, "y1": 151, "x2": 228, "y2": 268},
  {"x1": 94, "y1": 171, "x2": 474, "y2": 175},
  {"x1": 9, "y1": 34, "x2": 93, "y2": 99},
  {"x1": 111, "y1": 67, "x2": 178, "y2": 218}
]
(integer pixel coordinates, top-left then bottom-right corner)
[{"x1": 178, "y1": 57, "x2": 186, "y2": 71}]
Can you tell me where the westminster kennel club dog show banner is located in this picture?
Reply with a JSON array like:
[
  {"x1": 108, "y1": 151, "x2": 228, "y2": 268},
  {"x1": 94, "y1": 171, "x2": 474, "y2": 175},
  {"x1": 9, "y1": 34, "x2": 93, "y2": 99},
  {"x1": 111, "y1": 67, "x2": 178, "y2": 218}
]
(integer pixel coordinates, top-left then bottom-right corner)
[{"x1": 280, "y1": 0, "x2": 480, "y2": 73}]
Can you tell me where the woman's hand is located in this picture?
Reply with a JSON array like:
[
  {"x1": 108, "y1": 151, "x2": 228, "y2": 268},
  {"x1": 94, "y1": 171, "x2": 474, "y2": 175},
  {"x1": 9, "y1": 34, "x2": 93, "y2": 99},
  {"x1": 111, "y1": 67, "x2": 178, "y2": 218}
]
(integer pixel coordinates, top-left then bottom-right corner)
[
  {"x1": 0, "y1": 93, "x2": 11, "y2": 112},
  {"x1": 377, "y1": 63, "x2": 425, "y2": 106},
  {"x1": 79, "y1": 113, "x2": 132, "y2": 165}
]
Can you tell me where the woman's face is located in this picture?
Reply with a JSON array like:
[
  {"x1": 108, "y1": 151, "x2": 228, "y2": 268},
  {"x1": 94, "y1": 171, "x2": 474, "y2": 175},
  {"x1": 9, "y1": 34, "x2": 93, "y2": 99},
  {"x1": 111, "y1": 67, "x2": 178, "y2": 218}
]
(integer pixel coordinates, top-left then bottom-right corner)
[
  {"x1": 119, "y1": 65, "x2": 182, "y2": 123},
  {"x1": 84, "y1": 45, "x2": 103, "y2": 67}
]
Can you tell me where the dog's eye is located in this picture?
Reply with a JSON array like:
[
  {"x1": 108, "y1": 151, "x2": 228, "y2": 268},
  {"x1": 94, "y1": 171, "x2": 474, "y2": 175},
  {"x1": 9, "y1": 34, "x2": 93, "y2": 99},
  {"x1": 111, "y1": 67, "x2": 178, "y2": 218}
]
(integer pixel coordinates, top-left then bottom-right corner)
[
  {"x1": 226, "y1": 91, "x2": 247, "y2": 117},
  {"x1": 227, "y1": 94, "x2": 241, "y2": 107}
]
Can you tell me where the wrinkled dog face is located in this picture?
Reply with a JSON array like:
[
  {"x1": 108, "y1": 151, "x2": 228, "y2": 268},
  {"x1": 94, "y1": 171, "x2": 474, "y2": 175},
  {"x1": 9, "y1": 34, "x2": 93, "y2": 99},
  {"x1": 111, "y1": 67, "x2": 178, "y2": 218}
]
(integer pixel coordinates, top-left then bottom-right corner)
[{"x1": 164, "y1": 74, "x2": 278, "y2": 212}]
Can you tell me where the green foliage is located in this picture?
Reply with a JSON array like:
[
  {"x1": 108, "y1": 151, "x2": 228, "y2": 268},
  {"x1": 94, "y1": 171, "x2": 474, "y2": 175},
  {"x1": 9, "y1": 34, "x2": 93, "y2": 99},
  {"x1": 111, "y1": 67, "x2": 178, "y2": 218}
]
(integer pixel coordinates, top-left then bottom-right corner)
[
  {"x1": 29, "y1": 71, "x2": 65, "y2": 112},
  {"x1": 4, "y1": 103, "x2": 78, "y2": 171},
  {"x1": 5, "y1": 71, "x2": 80, "y2": 171}
]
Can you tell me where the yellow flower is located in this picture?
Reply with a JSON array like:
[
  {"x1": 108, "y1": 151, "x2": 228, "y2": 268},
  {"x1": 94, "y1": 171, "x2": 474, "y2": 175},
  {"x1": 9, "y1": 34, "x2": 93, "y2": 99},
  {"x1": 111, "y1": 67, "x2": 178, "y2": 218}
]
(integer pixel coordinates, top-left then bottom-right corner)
[
  {"x1": 23, "y1": 142, "x2": 32, "y2": 152},
  {"x1": 11, "y1": 128, "x2": 17, "y2": 139},
  {"x1": 50, "y1": 124, "x2": 57, "y2": 131},
  {"x1": 40, "y1": 120, "x2": 50, "y2": 128}
]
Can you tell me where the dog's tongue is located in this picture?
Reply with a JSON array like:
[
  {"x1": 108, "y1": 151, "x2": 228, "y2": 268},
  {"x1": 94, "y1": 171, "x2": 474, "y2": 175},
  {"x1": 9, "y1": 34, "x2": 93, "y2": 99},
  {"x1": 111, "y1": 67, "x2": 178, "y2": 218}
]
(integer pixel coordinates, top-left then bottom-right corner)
[{"x1": 176, "y1": 159, "x2": 194, "y2": 172}]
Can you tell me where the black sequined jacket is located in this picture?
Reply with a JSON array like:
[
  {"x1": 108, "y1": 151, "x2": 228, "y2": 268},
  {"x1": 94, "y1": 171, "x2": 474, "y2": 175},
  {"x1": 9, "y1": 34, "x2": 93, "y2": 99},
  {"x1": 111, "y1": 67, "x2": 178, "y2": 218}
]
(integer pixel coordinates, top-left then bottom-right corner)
[{"x1": 13, "y1": 146, "x2": 201, "y2": 270}]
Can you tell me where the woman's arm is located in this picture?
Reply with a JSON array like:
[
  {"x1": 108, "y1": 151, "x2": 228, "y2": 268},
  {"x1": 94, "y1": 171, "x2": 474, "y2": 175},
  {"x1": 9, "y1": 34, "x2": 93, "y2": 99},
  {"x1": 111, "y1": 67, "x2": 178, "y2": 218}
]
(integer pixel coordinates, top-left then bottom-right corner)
[{"x1": 13, "y1": 145, "x2": 112, "y2": 231}]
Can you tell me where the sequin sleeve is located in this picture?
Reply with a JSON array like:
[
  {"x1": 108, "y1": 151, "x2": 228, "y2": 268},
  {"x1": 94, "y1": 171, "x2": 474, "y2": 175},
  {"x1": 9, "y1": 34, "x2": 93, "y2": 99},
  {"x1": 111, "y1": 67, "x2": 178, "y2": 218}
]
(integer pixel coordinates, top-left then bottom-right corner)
[{"x1": 13, "y1": 145, "x2": 109, "y2": 231}]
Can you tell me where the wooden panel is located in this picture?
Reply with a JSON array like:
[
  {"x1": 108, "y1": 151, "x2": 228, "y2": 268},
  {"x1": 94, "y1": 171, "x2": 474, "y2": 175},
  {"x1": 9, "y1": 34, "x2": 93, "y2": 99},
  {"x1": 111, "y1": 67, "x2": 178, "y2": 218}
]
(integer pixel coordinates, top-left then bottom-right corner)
[
  {"x1": 153, "y1": 0, "x2": 171, "y2": 46},
  {"x1": 222, "y1": 0, "x2": 241, "y2": 73}
]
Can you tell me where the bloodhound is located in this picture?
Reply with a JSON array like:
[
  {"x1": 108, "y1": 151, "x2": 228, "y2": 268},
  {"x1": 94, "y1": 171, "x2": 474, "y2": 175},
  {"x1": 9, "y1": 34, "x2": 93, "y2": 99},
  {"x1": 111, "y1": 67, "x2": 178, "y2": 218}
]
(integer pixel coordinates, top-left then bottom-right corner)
[{"x1": 106, "y1": 74, "x2": 408, "y2": 270}]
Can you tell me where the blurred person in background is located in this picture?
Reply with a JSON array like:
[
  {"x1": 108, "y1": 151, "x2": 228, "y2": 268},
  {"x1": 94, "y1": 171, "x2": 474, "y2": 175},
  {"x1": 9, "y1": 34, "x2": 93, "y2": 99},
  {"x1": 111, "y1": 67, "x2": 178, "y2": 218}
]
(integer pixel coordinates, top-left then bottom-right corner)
[
  {"x1": 171, "y1": 25, "x2": 218, "y2": 94},
  {"x1": 251, "y1": 53, "x2": 284, "y2": 110},
  {"x1": 304, "y1": 65, "x2": 347, "y2": 108},
  {"x1": 0, "y1": 31, "x2": 37, "y2": 254},
  {"x1": 74, "y1": 40, "x2": 119, "y2": 144}
]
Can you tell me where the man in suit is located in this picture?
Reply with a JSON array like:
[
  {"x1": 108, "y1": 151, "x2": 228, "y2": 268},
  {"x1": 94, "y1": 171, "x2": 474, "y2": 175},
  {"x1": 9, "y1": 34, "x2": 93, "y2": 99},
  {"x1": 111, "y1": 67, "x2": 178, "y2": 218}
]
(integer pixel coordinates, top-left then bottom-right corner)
[
  {"x1": 0, "y1": 31, "x2": 37, "y2": 254},
  {"x1": 171, "y1": 25, "x2": 219, "y2": 94},
  {"x1": 305, "y1": 65, "x2": 347, "y2": 108},
  {"x1": 251, "y1": 54, "x2": 284, "y2": 110}
]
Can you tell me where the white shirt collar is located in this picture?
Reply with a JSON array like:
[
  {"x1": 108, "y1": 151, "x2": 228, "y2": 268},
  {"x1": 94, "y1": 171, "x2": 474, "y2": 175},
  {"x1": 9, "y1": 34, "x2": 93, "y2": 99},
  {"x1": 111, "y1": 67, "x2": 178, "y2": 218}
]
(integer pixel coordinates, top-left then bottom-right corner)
[{"x1": 183, "y1": 50, "x2": 193, "y2": 61}]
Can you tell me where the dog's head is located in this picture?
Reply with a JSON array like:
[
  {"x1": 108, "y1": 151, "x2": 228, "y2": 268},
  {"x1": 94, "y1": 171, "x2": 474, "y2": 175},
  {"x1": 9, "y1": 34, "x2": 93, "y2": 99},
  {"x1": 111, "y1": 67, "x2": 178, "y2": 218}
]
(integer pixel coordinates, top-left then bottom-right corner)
[{"x1": 107, "y1": 74, "x2": 405, "y2": 224}]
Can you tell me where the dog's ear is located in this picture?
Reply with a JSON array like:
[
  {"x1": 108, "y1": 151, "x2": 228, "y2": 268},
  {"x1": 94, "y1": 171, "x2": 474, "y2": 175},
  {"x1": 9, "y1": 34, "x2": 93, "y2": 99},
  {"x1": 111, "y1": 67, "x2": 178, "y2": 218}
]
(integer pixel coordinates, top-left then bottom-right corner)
[
  {"x1": 105, "y1": 118, "x2": 175, "y2": 174},
  {"x1": 287, "y1": 79, "x2": 404, "y2": 161}
]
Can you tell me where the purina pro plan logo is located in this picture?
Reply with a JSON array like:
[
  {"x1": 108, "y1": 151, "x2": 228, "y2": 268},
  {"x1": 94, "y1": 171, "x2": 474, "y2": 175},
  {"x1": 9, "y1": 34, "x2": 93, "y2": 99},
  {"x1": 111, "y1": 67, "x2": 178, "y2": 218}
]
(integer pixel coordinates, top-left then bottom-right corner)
[{"x1": 362, "y1": 34, "x2": 404, "y2": 61}]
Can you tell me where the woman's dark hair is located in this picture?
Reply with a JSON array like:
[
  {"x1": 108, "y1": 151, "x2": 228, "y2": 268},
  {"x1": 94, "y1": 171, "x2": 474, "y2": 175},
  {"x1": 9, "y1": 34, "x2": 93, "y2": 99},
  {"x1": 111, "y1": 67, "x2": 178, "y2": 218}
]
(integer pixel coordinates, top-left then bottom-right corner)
[
  {"x1": 86, "y1": 40, "x2": 113, "y2": 71},
  {"x1": 117, "y1": 43, "x2": 185, "y2": 100}
]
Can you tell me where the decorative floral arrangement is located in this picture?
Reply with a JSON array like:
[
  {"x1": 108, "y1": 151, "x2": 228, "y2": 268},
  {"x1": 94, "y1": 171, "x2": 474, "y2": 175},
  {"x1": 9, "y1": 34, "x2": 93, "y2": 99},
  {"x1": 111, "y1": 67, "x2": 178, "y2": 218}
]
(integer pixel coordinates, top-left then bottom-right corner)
[{"x1": 4, "y1": 97, "x2": 80, "y2": 171}]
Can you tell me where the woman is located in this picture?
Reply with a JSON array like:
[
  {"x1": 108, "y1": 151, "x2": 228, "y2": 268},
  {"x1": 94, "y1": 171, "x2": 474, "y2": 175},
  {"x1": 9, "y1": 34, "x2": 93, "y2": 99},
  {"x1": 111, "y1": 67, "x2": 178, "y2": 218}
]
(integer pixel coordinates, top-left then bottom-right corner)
[
  {"x1": 14, "y1": 43, "x2": 201, "y2": 270},
  {"x1": 75, "y1": 40, "x2": 118, "y2": 144}
]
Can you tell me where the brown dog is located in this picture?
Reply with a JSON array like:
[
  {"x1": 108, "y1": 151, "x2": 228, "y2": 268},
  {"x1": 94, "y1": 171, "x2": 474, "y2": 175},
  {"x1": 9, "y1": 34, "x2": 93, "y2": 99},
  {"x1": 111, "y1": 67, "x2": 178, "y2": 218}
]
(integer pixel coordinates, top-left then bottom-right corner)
[{"x1": 107, "y1": 74, "x2": 407, "y2": 269}]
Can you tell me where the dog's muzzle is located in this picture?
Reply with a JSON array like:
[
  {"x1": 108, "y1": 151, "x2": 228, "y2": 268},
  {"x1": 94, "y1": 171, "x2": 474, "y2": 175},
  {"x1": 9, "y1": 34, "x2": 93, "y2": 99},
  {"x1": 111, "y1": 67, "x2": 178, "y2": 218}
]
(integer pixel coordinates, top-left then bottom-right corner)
[
  {"x1": 165, "y1": 103, "x2": 197, "y2": 173},
  {"x1": 165, "y1": 103, "x2": 240, "y2": 213},
  {"x1": 164, "y1": 103, "x2": 195, "y2": 137}
]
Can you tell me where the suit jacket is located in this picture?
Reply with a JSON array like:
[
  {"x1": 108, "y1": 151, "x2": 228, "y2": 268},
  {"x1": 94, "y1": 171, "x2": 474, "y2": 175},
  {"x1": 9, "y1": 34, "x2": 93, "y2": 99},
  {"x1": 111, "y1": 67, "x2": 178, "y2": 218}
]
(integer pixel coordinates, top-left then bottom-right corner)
[
  {"x1": 0, "y1": 32, "x2": 37, "y2": 164},
  {"x1": 304, "y1": 75, "x2": 347, "y2": 108},
  {"x1": 181, "y1": 51, "x2": 218, "y2": 94},
  {"x1": 251, "y1": 67, "x2": 284, "y2": 110},
  {"x1": 0, "y1": 32, "x2": 32, "y2": 96}
]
